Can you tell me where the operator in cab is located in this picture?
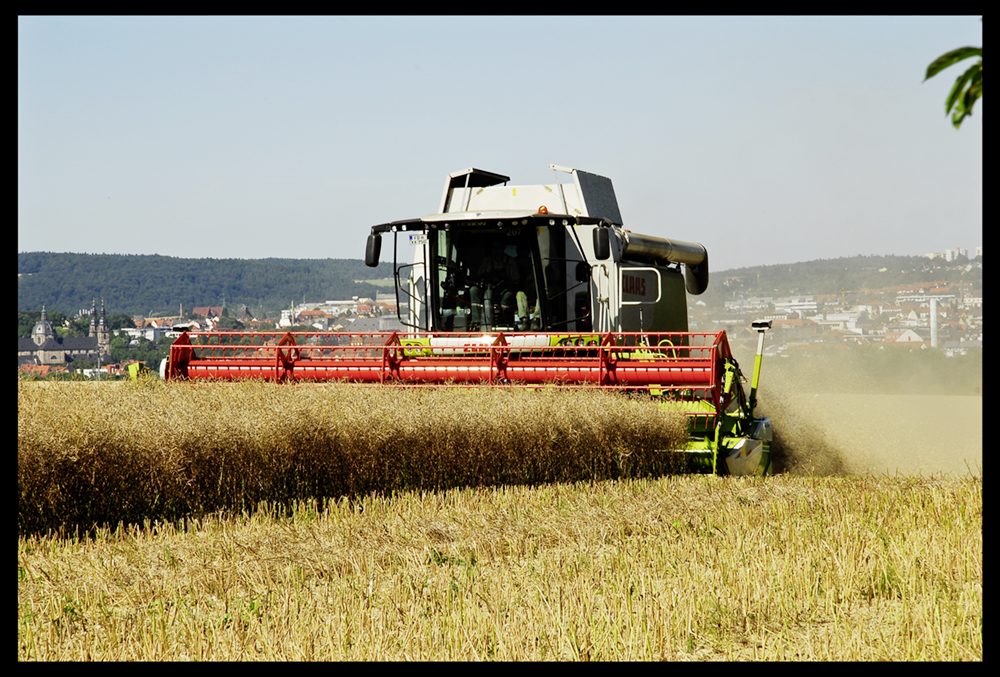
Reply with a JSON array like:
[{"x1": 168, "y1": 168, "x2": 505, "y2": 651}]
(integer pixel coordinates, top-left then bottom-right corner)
[{"x1": 470, "y1": 240, "x2": 531, "y2": 330}]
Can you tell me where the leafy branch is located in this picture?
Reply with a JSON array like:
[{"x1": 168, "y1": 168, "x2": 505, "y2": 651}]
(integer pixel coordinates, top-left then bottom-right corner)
[{"x1": 924, "y1": 21, "x2": 982, "y2": 129}]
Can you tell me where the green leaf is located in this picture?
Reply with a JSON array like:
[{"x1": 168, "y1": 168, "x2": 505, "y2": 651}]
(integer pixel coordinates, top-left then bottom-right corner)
[
  {"x1": 964, "y1": 85, "x2": 982, "y2": 112},
  {"x1": 968, "y1": 66, "x2": 983, "y2": 96},
  {"x1": 955, "y1": 83, "x2": 982, "y2": 129},
  {"x1": 944, "y1": 60, "x2": 982, "y2": 129},
  {"x1": 952, "y1": 102, "x2": 969, "y2": 128},
  {"x1": 945, "y1": 65, "x2": 977, "y2": 114},
  {"x1": 925, "y1": 47, "x2": 982, "y2": 81}
]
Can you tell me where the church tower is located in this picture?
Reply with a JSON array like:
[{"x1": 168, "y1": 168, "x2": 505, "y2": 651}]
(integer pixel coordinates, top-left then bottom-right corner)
[
  {"x1": 32, "y1": 305, "x2": 56, "y2": 346},
  {"x1": 89, "y1": 299, "x2": 98, "y2": 340},
  {"x1": 96, "y1": 299, "x2": 111, "y2": 352}
]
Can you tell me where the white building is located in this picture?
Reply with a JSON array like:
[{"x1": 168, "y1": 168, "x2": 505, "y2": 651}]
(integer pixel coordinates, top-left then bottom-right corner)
[
  {"x1": 896, "y1": 294, "x2": 955, "y2": 305},
  {"x1": 812, "y1": 312, "x2": 866, "y2": 334},
  {"x1": 772, "y1": 296, "x2": 818, "y2": 318},
  {"x1": 888, "y1": 328, "x2": 926, "y2": 343},
  {"x1": 723, "y1": 296, "x2": 774, "y2": 312},
  {"x1": 119, "y1": 326, "x2": 172, "y2": 342}
]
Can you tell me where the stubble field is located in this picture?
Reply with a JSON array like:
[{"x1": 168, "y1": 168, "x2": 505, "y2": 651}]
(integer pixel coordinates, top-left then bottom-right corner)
[{"x1": 18, "y1": 366, "x2": 982, "y2": 661}]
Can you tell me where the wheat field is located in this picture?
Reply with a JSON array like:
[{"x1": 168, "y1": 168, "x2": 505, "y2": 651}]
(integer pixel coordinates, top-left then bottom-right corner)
[
  {"x1": 18, "y1": 379, "x2": 689, "y2": 536},
  {"x1": 17, "y1": 380, "x2": 982, "y2": 660}
]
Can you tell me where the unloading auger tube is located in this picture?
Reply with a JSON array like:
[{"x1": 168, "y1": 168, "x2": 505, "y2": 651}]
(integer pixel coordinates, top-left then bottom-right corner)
[
  {"x1": 162, "y1": 165, "x2": 775, "y2": 476},
  {"x1": 617, "y1": 230, "x2": 710, "y2": 296}
]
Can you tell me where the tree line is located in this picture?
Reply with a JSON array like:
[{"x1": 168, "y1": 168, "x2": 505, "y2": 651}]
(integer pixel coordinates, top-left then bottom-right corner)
[
  {"x1": 17, "y1": 253, "x2": 394, "y2": 317},
  {"x1": 19, "y1": 251, "x2": 981, "y2": 318},
  {"x1": 699, "y1": 253, "x2": 982, "y2": 307}
]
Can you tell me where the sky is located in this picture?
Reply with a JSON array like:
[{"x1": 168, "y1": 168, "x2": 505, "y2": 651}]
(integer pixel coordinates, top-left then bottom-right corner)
[{"x1": 18, "y1": 16, "x2": 982, "y2": 273}]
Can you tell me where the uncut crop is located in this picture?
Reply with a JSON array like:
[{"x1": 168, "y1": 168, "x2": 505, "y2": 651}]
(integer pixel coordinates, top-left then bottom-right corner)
[{"x1": 18, "y1": 379, "x2": 688, "y2": 536}]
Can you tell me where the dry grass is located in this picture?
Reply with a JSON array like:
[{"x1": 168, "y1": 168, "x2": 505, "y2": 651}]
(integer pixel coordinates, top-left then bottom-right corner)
[
  {"x1": 18, "y1": 378, "x2": 981, "y2": 660},
  {"x1": 18, "y1": 379, "x2": 689, "y2": 536},
  {"x1": 17, "y1": 474, "x2": 982, "y2": 660}
]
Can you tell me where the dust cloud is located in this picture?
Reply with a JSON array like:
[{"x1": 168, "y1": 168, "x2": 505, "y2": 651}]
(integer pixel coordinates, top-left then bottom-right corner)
[{"x1": 735, "y1": 344, "x2": 982, "y2": 477}]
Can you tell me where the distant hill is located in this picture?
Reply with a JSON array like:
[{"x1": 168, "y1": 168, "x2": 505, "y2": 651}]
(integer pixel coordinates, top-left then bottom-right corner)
[
  {"x1": 701, "y1": 254, "x2": 981, "y2": 306},
  {"x1": 18, "y1": 251, "x2": 981, "y2": 317},
  {"x1": 17, "y1": 252, "x2": 395, "y2": 317}
]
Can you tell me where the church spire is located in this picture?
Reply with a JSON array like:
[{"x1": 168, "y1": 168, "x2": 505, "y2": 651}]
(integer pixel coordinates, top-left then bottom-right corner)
[
  {"x1": 95, "y1": 299, "x2": 111, "y2": 352},
  {"x1": 32, "y1": 305, "x2": 56, "y2": 346}
]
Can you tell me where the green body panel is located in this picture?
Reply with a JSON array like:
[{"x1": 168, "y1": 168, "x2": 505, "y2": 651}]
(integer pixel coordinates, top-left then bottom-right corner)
[
  {"x1": 653, "y1": 360, "x2": 772, "y2": 476},
  {"x1": 618, "y1": 266, "x2": 689, "y2": 333},
  {"x1": 663, "y1": 431, "x2": 771, "y2": 476},
  {"x1": 127, "y1": 362, "x2": 150, "y2": 380},
  {"x1": 548, "y1": 333, "x2": 602, "y2": 347}
]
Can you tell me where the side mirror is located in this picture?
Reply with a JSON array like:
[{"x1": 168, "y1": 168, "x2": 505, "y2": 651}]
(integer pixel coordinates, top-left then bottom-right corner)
[
  {"x1": 593, "y1": 227, "x2": 610, "y2": 260},
  {"x1": 365, "y1": 233, "x2": 381, "y2": 267}
]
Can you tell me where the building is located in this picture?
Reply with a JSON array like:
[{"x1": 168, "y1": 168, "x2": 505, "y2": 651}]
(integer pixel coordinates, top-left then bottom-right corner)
[
  {"x1": 770, "y1": 318, "x2": 821, "y2": 342},
  {"x1": 772, "y1": 296, "x2": 818, "y2": 318},
  {"x1": 942, "y1": 340, "x2": 983, "y2": 357},
  {"x1": 347, "y1": 315, "x2": 407, "y2": 333},
  {"x1": 191, "y1": 306, "x2": 225, "y2": 319},
  {"x1": 884, "y1": 327, "x2": 929, "y2": 345},
  {"x1": 18, "y1": 301, "x2": 111, "y2": 366}
]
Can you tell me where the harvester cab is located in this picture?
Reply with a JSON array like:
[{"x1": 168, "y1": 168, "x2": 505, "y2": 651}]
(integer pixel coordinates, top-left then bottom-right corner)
[
  {"x1": 365, "y1": 165, "x2": 710, "y2": 336},
  {"x1": 165, "y1": 165, "x2": 774, "y2": 476}
]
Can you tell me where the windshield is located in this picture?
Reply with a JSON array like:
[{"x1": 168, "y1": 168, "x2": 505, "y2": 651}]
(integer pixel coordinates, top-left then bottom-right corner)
[{"x1": 431, "y1": 226, "x2": 545, "y2": 332}]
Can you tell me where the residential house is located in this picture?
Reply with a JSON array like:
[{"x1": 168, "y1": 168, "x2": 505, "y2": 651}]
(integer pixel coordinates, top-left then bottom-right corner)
[
  {"x1": 770, "y1": 318, "x2": 821, "y2": 343},
  {"x1": 18, "y1": 363, "x2": 69, "y2": 377},
  {"x1": 883, "y1": 327, "x2": 929, "y2": 347},
  {"x1": 191, "y1": 306, "x2": 225, "y2": 319}
]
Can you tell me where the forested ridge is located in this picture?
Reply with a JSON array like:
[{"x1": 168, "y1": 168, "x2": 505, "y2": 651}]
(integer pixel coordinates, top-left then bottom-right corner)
[
  {"x1": 699, "y1": 253, "x2": 981, "y2": 306},
  {"x1": 18, "y1": 251, "x2": 980, "y2": 317},
  {"x1": 18, "y1": 252, "x2": 394, "y2": 317}
]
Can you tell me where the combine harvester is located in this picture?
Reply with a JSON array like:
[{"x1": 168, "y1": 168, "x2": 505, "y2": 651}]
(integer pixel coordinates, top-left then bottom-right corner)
[{"x1": 166, "y1": 165, "x2": 774, "y2": 476}]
